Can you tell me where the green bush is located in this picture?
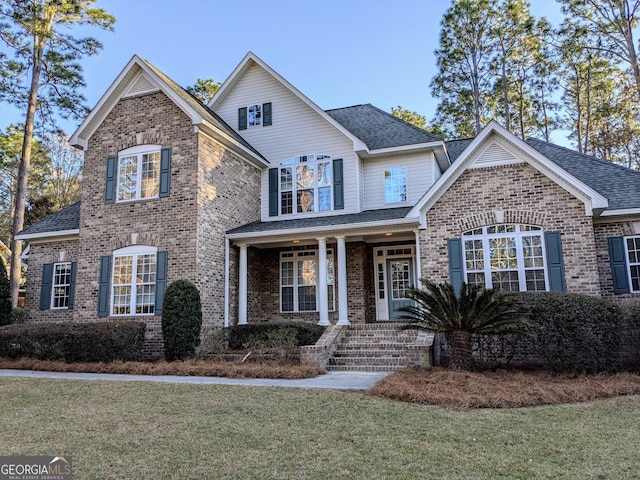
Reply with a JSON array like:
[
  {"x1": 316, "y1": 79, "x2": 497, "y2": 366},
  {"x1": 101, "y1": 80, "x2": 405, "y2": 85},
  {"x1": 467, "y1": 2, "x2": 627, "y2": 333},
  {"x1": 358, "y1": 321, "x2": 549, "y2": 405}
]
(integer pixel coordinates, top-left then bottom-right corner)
[
  {"x1": 161, "y1": 280, "x2": 202, "y2": 361},
  {"x1": 619, "y1": 299, "x2": 640, "y2": 369},
  {"x1": 518, "y1": 292, "x2": 621, "y2": 373},
  {"x1": 0, "y1": 321, "x2": 146, "y2": 362},
  {"x1": 10, "y1": 308, "x2": 24, "y2": 324},
  {"x1": 0, "y1": 261, "x2": 11, "y2": 326},
  {"x1": 227, "y1": 322, "x2": 326, "y2": 350}
]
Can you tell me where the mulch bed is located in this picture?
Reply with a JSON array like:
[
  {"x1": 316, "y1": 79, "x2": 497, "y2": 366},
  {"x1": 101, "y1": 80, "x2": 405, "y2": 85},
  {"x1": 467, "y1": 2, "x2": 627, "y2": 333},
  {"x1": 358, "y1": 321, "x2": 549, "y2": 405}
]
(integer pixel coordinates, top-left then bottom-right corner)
[
  {"x1": 0, "y1": 357, "x2": 325, "y2": 379},
  {"x1": 367, "y1": 366, "x2": 640, "y2": 410}
]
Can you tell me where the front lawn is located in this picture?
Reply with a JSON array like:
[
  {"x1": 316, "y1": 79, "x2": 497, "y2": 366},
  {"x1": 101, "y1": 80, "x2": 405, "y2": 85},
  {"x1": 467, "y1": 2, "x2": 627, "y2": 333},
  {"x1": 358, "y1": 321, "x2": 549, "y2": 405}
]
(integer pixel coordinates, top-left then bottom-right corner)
[{"x1": 1, "y1": 377, "x2": 639, "y2": 479}]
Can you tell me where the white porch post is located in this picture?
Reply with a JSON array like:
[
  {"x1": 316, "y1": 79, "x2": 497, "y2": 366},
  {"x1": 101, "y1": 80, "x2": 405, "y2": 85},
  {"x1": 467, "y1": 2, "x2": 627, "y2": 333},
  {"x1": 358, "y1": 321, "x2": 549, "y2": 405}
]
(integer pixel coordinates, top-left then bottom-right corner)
[
  {"x1": 414, "y1": 229, "x2": 422, "y2": 285},
  {"x1": 336, "y1": 235, "x2": 350, "y2": 325},
  {"x1": 317, "y1": 237, "x2": 330, "y2": 326},
  {"x1": 238, "y1": 244, "x2": 248, "y2": 325}
]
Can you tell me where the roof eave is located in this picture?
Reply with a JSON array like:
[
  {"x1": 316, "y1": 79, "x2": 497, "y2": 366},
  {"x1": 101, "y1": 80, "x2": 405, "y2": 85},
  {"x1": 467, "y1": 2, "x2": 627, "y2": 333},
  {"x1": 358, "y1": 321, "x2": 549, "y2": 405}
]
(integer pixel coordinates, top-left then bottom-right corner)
[
  {"x1": 14, "y1": 229, "x2": 79, "y2": 243},
  {"x1": 197, "y1": 121, "x2": 268, "y2": 168}
]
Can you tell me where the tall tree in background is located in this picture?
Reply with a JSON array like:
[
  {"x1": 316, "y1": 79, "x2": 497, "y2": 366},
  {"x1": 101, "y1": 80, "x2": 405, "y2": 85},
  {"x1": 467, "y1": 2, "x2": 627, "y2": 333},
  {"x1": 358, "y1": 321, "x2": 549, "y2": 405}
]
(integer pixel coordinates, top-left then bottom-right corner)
[
  {"x1": 0, "y1": 0, "x2": 114, "y2": 306},
  {"x1": 431, "y1": 0, "x2": 496, "y2": 137},
  {"x1": 0, "y1": 124, "x2": 50, "y2": 245},
  {"x1": 186, "y1": 77, "x2": 221, "y2": 104},
  {"x1": 391, "y1": 106, "x2": 427, "y2": 129},
  {"x1": 558, "y1": 0, "x2": 640, "y2": 100},
  {"x1": 42, "y1": 132, "x2": 83, "y2": 210}
]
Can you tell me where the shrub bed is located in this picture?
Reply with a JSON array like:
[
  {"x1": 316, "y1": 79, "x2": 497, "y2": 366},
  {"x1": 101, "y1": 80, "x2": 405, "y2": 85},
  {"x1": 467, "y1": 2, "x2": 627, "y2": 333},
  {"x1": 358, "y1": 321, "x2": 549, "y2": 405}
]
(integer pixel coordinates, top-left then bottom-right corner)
[
  {"x1": 0, "y1": 321, "x2": 146, "y2": 362},
  {"x1": 227, "y1": 322, "x2": 326, "y2": 350},
  {"x1": 619, "y1": 299, "x2": 640, "y2": 369},
  {"x1": 517, "y1": 292, "x2": 621, "y2": 373}
]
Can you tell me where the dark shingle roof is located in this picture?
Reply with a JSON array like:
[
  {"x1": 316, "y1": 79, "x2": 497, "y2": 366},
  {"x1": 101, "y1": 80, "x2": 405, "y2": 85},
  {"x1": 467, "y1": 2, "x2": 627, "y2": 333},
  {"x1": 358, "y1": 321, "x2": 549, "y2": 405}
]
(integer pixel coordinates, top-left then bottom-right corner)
[
  {"x1": 228, "y1": 207, "x2": 414, "y2": 235},
  {"x1": 326, "y1": 104, "x2": 442, "y2": 150},
  {"x1": 18, "y1": 202, "x2": 80, "y2": 236},
  {"x1": 526, "y1": 138, "x2": 640, "y2": 211},
  {"x1": 444, "y1": 138, "x2": 474, "y2": 162}
]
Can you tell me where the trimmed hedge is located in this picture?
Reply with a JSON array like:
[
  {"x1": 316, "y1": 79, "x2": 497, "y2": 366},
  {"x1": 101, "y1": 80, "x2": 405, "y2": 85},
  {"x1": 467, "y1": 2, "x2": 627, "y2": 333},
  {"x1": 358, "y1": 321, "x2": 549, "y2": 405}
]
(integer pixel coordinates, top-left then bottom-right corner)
[
  {"x1": 0, "y1": 262, "x2": 11, "y2": 327},
  {"x1": 518, "y1": 292, "x2": 621, "y2": 373},
  {"x1": 619, "y1": 299, "x2": 640, "y2": 369},
  {"x1": 0, "y1": 321, "x2": 146, "y2": 362},
  {"x1": 161, "y1": 280, "x2": 202, "y2": 361},
  {"x1": 227, "y1": 322, "x2": 326, "y2": 350}
]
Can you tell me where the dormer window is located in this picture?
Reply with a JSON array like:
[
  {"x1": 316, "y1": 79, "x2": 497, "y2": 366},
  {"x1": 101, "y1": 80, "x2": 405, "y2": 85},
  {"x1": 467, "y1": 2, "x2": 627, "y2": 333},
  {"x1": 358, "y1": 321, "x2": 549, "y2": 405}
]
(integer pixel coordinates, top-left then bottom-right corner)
[{"x1": 238, "y1": 102, "x2": 272, "y2": 130}]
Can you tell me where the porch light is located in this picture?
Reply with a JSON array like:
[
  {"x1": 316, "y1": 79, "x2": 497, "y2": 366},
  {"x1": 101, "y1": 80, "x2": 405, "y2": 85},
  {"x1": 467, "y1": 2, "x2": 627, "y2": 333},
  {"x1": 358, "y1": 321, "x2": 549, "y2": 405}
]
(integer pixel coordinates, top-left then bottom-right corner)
[
  {"x1": 385, "y1": 232, "x2": 393, "y2": 237},
  {"x1": 292, "y1": 240, "x2": 300, "y2": 244}
]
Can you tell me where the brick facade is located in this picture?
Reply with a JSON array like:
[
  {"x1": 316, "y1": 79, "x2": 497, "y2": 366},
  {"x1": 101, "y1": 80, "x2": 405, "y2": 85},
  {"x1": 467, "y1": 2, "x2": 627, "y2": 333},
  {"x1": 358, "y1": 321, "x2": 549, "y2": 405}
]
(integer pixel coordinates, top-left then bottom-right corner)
[
  {"x1": 420, "y1": 163, "x2": 601, "y2": 296},
  {"x1": 593, "y1": 221, "x2": 640, "y2": 300}
]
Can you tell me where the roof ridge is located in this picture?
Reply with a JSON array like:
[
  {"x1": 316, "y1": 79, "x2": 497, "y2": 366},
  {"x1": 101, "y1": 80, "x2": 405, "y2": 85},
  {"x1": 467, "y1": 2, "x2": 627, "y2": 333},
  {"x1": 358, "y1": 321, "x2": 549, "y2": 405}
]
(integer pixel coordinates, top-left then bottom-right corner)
[{"x1": 365, "y1": 104, "x2": 443, "y2": 141}]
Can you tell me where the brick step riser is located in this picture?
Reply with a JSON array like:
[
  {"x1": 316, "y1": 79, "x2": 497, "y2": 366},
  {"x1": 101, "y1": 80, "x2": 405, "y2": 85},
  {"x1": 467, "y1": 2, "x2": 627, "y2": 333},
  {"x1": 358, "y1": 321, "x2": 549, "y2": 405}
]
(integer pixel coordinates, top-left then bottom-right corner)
[
  {"x1": 329, "y1": 359, "x2": 420, "y2": 367},
  {"x1": 325, "y1": 365, "x2": 407, "y2": 372}
]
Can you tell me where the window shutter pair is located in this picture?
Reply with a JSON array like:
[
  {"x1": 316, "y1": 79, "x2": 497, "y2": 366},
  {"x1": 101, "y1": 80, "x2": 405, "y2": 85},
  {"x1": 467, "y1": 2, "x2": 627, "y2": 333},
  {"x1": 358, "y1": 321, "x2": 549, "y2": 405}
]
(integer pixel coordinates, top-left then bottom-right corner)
[
  {"x1": 39, "y1": 262, "x2": 77, "y2": 310},
  {"x1": 104, "y1": 148, "x2": 171, "y2": 203},
  {"x1": 267, "y1": 158, "x2": 344, "y2": 216},
  {"x1": 238, "y1": 103, "x2": 272, "y2": 129},
  {"x1": 447, "y1": 231, "x2": 566, "y2": 294},
  {"x1": 97, "y1": 252, "x2": 168, "y2": 316},
  {"x1": 608, "y1": 237, "x2": 630, "y2": 294}
]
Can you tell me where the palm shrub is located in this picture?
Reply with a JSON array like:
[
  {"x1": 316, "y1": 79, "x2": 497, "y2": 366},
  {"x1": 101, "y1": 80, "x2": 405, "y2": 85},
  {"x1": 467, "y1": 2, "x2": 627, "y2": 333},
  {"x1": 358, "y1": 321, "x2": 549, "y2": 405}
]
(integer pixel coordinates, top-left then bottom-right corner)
[
  {"x1": 0, "y1": 261, "x2": 11, "y2": 326},
  {"x1": 161, "y1": 279, "x2": 203, "y2": 361},
  {"x1": 397, "y1": 280, "x2": 531, "y2": 370}
]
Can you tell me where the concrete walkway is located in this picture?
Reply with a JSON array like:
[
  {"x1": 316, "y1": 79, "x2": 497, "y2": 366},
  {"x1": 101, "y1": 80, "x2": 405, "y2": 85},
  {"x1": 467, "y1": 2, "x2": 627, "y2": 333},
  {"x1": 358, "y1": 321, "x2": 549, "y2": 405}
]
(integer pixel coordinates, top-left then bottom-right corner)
[{"x1": 0, "y1": 369, "x2": 389, "y2": 390}]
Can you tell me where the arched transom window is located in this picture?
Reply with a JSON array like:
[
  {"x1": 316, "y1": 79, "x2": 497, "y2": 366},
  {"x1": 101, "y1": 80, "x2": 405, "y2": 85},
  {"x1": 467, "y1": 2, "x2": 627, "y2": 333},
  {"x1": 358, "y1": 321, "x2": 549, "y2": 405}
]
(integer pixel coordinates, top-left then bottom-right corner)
[
  {"x1": 462, "y1": 224, "x2": 547, "y2": 291},
  {"x1": 279, "y1": 155, "x2": 332, "y2": 214}
]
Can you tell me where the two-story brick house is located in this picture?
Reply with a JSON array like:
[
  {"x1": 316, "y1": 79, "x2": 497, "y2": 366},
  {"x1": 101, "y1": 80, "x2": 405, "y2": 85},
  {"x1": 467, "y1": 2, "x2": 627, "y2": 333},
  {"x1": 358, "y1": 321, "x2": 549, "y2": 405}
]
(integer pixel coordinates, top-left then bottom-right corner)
[{"x1": 16, "y1": 52, "x2": 640, "y2": 358}]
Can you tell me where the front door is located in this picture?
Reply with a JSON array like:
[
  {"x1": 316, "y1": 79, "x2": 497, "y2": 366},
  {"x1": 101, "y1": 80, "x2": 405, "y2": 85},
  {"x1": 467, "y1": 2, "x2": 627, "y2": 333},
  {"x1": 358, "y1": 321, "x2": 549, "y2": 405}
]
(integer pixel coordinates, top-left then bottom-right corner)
[{"x1": 386, "y1": 258, "x2": 414, "y2": 319}]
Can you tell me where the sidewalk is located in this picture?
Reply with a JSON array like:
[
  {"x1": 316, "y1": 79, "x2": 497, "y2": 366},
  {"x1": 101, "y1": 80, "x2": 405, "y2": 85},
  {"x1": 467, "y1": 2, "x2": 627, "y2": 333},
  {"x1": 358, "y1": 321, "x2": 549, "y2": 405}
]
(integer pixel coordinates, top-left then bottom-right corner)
[{"x1": 0, "y1": 369, "x2": 389, "y2": 390}]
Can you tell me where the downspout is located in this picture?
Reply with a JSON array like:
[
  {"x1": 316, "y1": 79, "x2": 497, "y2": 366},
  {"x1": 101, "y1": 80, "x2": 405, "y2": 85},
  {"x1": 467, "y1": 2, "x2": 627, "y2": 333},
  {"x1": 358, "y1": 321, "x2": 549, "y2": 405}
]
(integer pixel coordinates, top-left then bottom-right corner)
[{"x1": 414, "y1": 229, "x2": 422, "y2": 284}]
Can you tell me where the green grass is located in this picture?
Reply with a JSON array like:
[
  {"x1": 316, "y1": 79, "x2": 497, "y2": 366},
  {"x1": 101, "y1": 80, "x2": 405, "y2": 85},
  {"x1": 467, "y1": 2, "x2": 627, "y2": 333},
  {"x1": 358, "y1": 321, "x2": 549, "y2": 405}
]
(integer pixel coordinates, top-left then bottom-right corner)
[{"x1": 1, "y1": 378, "x2": 639, "y2": 479}]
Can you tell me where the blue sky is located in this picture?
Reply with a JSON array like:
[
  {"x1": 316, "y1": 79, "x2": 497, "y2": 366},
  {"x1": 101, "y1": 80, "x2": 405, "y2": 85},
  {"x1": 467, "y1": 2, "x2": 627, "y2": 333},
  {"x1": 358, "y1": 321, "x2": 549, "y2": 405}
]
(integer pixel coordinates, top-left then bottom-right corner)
[{"x1": 1, "y1": 0, "x2": 565, "y2": 138}]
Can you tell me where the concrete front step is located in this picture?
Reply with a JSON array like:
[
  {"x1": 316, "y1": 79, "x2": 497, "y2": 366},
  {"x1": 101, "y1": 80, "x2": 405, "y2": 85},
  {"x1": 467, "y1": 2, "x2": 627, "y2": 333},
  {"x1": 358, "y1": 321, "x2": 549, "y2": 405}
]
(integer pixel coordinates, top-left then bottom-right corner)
[{"x1": 325, "y1": 365, "x2": 403, "y2": 372}]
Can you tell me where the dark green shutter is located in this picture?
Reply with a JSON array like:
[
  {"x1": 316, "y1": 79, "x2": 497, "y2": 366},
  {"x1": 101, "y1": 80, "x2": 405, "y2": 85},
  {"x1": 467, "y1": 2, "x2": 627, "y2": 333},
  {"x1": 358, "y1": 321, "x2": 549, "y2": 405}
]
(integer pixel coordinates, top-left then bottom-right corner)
[
  {"x1": 159, "y1": 148, "x2": 172, "y2": 197},
  {"x1": 268, "y1": 168, "x2": 279, "y2": 217},
  {"x1": 39, "y1": 263, "x2": 53, "y2": 310},
  {"x1": 105, "y1": 156, "x2": 117, "y2": 204},
  {"x1": 263, "y1": 102, "x2": 272, "y2": 126},
  {"x1": 68, "y1": 262, "x2": 77, "y2": 309},
  {"x1": 544, "y1": 231, "x2": 567, "y2": 292},
  {"x1": 608, "y1": 236, "x2": 630, "y2": 294},
  {"x1": 333, "y1": 158, "x2": 344, "y2": 210},
  {"x1": 447, "y1": 239, "x2": 464, "y2": 295},
  {"x1": 97, "y1": 256, "x2": 112, "y2": 317},
  {"x1": 155, "y1": 251, "x2": 168, "y2": 314},
  {"x1": 238, "y1": 107, "x2": 247, "y2": 130}
]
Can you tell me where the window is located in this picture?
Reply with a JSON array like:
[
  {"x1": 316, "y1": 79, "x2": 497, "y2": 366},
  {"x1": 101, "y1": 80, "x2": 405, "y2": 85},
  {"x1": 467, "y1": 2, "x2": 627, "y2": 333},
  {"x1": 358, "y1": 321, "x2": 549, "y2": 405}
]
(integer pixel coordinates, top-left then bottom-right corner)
[
  {"x1": 279, "y1": 155, "x2": 333, "y2": 214},
  {"x1": 51, "y1": 262, "x2": 72, "y2": 309},
  {"x1": 238, "y1": 102, "x2": 272, "y2": 129},
  {"x1": 111, "y1": 246, "x2": 157, "y2": 315},
  {"x1": 280, "y1": 250, "x2": 334, "y2": 312},
  {"x1": 117, "y1": 145, "x2": 161, "y2": 202},
  {"x1": 384, "y1": 167, "x2": 407, "y2": 203},
  {"x1": 625, "y1": 236, "x2": 640, "y2": 292},
  {"x1": 462, "y1": 224, "x2": 547, "y2": 292}
]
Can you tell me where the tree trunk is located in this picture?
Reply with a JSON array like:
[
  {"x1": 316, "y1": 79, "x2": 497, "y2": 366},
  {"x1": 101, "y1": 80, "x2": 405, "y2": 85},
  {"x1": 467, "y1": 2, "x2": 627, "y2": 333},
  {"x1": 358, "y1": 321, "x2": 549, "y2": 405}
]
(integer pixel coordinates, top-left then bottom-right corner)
[
  {"x1": 9, "y1": 28, "x2": 47, "y2": 307},
  {"x1": 449, "y1": 330, "x2": 473, "y2": 370}
]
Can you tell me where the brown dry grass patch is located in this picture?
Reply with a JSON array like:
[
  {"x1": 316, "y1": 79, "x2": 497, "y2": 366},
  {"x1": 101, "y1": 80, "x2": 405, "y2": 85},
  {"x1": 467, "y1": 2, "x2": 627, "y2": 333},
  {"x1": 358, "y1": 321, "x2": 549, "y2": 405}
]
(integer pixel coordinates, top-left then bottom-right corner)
[
  {"x1": 0, "y1": 357, "x2": 325, "y2": 379},
  {"x1": 368, "y1": 366, "x2": 640, "y2": 409}
]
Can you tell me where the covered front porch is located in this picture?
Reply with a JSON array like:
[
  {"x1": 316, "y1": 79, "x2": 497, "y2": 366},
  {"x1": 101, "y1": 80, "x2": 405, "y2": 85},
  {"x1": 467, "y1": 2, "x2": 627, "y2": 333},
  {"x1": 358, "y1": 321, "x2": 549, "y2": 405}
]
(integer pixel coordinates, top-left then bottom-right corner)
[{"x1": 224, "y1": 208, "x2": 422, "y2": 327}]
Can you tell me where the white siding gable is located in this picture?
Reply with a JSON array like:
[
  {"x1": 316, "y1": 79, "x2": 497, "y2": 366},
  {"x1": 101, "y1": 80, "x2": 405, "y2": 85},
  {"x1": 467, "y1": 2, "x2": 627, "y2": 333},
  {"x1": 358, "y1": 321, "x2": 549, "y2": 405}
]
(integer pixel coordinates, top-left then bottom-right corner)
[
  {"x1": 363, "y1": 152, "x2": 437, "y2": 210},
  {"x1": 469, "y1": 139, "x2": 525, "y2": 169},
  {"x1": 214, "y1": 63, "x2": 358, "y2": 221}
]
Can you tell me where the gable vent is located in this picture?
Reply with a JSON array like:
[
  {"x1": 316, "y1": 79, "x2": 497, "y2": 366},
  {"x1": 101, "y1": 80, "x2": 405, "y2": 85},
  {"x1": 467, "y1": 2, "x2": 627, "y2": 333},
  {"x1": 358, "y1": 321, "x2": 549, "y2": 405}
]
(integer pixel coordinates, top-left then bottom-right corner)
[
  {"x1": 470, "y1": 140, "x2": 524, "y2": 169},
  {"x1": 124, "y1": 73, "x2": 159, "y2": 97}
]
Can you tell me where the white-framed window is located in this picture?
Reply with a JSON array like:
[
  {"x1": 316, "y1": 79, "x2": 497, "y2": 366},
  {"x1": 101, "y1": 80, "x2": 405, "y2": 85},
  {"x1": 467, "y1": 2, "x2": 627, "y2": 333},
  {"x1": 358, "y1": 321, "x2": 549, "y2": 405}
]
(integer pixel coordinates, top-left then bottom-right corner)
[
  {"x1": 248, "y1": 104, "x2": 262, "y2": 127},
  {"x1": 462, "y1": 224, "x2": 547, "y2": 292},
  {"x1": 384, "y1": 167, "x2": 407, "y2": 203},
  {"x1": 111, "y1": 245, "x2": 157, "y2": 316},
  {"x1": 117, "y1": 145, "x2": 161, "y2": 202},
  {"x1": 279, "y1": 155, "x2": 332, "y2": 214},
  {"x1": 280, "y1": 250, "x2": 334, "y2": 312},
  {"x1": 51, "y1": 262, "x2": 72, "y2": 309},
  {"x1": 625, "y1": 236, "x2": 640, "y2": 292}
]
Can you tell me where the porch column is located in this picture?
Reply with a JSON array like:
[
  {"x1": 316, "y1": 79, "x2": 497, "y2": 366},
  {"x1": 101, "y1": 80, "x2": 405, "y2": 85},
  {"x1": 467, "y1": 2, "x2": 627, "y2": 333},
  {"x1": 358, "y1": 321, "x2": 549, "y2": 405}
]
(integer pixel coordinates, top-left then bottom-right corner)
[
  {"x1": 414, "y1": 229, "x2": 422, "y2": 285},
  {"x1": 336, "y1": 235, "x2": 350, "y2": 325},
  {"x1": 317, "y1": 237, "x2": 330, "y2": 326},
  {"x1": 238, "y1": 244, "x2": 248, "y2": 325}
]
